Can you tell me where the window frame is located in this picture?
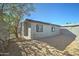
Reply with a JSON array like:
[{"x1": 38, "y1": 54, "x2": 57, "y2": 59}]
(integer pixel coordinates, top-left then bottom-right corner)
[
  {"x1": 51, "y1": 26, "x2": 55, "y2": 32},
  {"x1": 36, "y1": 24, "x2": 43, "y2": 32}
]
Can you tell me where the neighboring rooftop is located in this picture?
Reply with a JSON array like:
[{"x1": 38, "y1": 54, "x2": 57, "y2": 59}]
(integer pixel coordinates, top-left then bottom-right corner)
[
  {"x1": 25, "y1": 19, "x2": 61, "y2": 27},
  {"x1": 63, "y1": 24, "x2": 79, "y2": 27}
]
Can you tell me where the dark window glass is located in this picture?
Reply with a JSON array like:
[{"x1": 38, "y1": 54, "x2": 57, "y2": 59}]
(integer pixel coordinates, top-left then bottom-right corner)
[
  {"x1": 51, "y1": 27, "x2": 55, "y2": 32},
  {"x1": 36, "y1": 24, "x2": 43, "y2": 32}
]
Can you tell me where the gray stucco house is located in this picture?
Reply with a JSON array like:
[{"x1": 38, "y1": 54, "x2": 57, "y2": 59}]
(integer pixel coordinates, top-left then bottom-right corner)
[{"x1": 19, "y1": 19, "x2": 61, "y2": 39}]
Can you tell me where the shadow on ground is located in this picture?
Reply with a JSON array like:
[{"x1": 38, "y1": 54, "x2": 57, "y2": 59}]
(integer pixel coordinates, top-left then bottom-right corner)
[
  {"x1": 36, "y1": 29, "x2": 76, "y2": 51},
  {"x1": 7, "y1": 40, "x2": 22, "y2": 56}
]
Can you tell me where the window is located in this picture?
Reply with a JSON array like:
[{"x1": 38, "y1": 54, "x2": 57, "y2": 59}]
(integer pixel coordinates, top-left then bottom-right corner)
[
  {"x1": 51, "y1": 27, "x2": 55, "y2": 32},
  {"x1": 36, "y1": 24, "x2": 43, "y2": 32}
]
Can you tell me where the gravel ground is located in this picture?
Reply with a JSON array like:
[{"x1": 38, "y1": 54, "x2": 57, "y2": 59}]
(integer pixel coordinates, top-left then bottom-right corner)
[{"x1": 7, "y1": 39, "x2": 64, "y2": 56}]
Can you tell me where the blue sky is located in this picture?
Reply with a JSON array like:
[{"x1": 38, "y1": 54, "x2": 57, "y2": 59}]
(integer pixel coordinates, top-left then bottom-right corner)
[{"x1": 24, "y1": 3, "x2": 79, "y2": 25}]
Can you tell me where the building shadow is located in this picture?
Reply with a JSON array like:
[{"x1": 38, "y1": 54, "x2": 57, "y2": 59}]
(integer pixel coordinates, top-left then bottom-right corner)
[{"x1": 36, "y1": 29, "x2": 76, "y2": 51}]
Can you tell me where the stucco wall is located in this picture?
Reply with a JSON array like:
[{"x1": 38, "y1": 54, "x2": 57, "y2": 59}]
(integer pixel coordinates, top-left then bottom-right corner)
[
  {"x1": 62, "y1": 26, "x2": 79, "y2": 36},
  {"x1": 30, "y1": 22, "x2": 61, "y2": 39},
  {"x1": 66, "y1": 26, "x2": 79, "y2": 40},
  {"x1": 60, "y1": 26, "x2": 79, "y2": 42}
]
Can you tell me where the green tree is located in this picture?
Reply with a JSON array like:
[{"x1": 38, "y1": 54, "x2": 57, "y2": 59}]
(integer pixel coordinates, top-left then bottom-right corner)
[{"x1": 0, "y1": 3, "x2": 35, "y2": 39}]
